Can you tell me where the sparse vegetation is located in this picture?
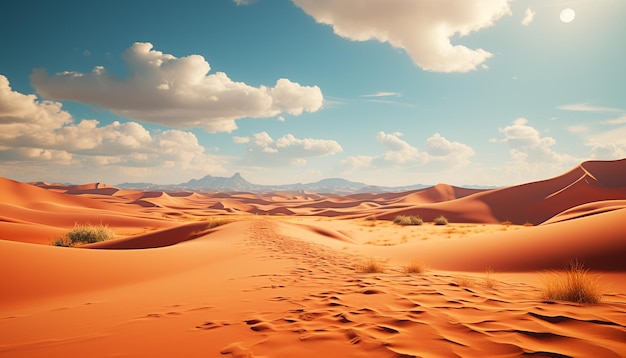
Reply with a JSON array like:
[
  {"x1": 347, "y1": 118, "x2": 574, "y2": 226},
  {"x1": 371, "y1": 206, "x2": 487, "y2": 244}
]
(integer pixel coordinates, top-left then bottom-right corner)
[
  {"x1": 540, "y1": 260, "x2": 602, "y2": 304},
  {"x1": 404, "y1": 261, "x2": 427, "y2": 274},
  {"x1": 454, "y1": 276, "x2": 474, "y2": 288},
  {"x1": 356, "y1": 258, "x2": 385, "y2": 273},
  {"x1": 52, "y1": 236, "x2": 72, "y2": 247},
  {"x1": 51, "y1": 223, "x2": 115, "y2": 247},
  {"x1": 393, "y1": 215, "x2": 423, "y2": 226},
  {"x1": 433, "y1": 215, "x2": 449, "y2": 225},
  {"x1": 483, "y1": 267, "x2": 496, "y2": 289}
]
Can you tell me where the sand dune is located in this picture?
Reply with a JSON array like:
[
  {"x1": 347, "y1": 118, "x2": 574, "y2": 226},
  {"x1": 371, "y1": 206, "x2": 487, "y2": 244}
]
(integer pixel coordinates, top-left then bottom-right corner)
[
  {"x1": 1, "y1": 219, "x2": 624, "y2": 357},
  {"x1": 1, "y1": 159, "x2": 625, "y2": 357}
]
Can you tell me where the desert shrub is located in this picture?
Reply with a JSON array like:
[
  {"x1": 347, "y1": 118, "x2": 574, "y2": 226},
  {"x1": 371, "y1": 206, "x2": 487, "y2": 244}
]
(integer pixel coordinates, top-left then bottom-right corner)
[
  {"x1": 356, "y1": 258, "x2": 385, "y2": 273},
  {"x1": 393, "y1": 215, "x2": 423, "y2": 226},
  {"x1": 52, "y1": 236, "x2": 72, "y2": 247},
  {"x1": 66, "y1": 224, "x2": 115, "y2": 245},
  {"x1": 404, "y1": 261, "x2": 426, "y2": 274},
  {"x1": 540, "y1": 260, "x2": 602, "y2": 304},
  {"x1": 433, "y1": 215, "x2": 449, "y2": 225},
  {"x1": 393, "y1": 215, "x2": 410, "y2": 225}
]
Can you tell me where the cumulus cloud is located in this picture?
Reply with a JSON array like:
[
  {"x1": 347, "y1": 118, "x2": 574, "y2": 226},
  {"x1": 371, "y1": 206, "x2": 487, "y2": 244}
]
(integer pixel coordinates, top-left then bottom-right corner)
[
  {"x1": 343, "y1": 131, "x2": 474, "y2": 171},
  {"x1": 521, "y1": 7, "x2": 535, "y2": 26},
  {"x1": 292, "y1": 0, "x2": 510, "y2": 73},
  {"x1": 30, "y1": 42, "x2": 323, "y2": 133},
  {"x1": 496, "y1": 118, "x2": 579, "y2": 178},
  {"x1": 0, "y1": 74, "x2": 226, "y2": 183},
  {"x1": 584, "y1": 126, "x2": 626, "y2": 160},
  {"x1": 239, "y1": 131, "x2": 342, "y2": 166}
]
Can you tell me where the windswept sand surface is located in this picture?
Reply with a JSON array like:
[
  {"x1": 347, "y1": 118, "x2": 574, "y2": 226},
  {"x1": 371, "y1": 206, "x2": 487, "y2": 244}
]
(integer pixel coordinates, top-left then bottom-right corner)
[{"x1": 2, "y1": 159, "x2": 626, "y2": 357}]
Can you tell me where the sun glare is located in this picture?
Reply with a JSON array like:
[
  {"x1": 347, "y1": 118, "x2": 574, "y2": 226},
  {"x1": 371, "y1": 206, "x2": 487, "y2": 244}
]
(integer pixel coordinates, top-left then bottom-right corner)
[{"x1": 560, "y1": 8, "x2": 576, "y2": 23}]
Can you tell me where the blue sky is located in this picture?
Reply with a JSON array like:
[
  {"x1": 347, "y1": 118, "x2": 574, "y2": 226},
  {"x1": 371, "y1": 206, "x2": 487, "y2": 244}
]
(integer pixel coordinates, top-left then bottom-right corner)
[{"x1": 1, "y1": 0, "x2": 624, "y2": 186}]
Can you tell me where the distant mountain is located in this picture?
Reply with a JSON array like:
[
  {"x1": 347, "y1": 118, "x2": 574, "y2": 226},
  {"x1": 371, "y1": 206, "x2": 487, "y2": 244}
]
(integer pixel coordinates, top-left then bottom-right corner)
[
  {"x1": 185, "y1": 173, "x2": 256, "y2": 191},
  {"x1": 116, "y1": 173, "x2": 490, "y2": 194}
]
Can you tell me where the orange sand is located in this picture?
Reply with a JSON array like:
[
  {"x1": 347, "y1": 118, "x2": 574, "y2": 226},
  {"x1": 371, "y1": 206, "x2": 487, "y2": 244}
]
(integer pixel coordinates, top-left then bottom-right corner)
[{"x1": 1, "y1": 159, "x2": 626, "y2": 357}]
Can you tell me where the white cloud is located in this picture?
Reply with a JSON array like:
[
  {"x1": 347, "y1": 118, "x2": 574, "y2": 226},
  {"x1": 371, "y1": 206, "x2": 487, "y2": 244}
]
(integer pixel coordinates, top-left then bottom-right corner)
[
  {"x1": 232, "y1": 136, "x2": 250, "y2": 144},
  {"x1": 0, "y1": 74, "x2": 226, "y2": 183},
  {"x1": 588, "y1": 142, "x2": 626, "y2": 159},
  {"x1": 244, "y1": 131, "x2": 343, "y2": 166},
  {"x1": 341, "y1": 155, "x2": 373, "y2": 171},
  {"x1": 558, "y1": 103, "x2": 623, "y2": 113},
  {"x1": 343, "y1": 131, "x2": 474, "y2": 171},
  {"x1": 30, "y1": 42, "x2": 323, "y2": 133},
  {"x1": 566, "y1": 124, "x2": 589, "y2": 134},
  {"x1": 292, "y1": 0, "x2": 510, "y2": 73},
  {"x1": 375, "y1": 131, "x2": 425, "y2": 164},
  {"x1": 497, "y1": 118, "x2": 579, "y2": 179},
  {"x1": 361, "y1": 92, "x2": 401, "y2": 98},
  {"x1": 233, "y1": 0, "x2": 254, "y2": 5},
  {"x1": 521, "y1": 7, "x2": 535, "y2": 26},
  {"x1": 606, "y1": 114, "x2": 626, "y2": 125},
  {"x1": 585, "y1": 126, "x2": 626, "y2": 160},
  {"x1": 425, "y1": 133, "x2": 475, "y2": 166}
]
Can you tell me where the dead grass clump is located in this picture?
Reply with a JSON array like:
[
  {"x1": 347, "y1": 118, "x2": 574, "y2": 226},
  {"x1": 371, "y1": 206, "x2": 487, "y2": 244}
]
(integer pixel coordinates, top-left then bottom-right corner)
[
  {"x1": 52, "y1": 236, "x2": 72, "y2": 247},
  {"x1": 404, "y1": 261, "x2": 427, "y2": 274},
  {"x1": 393, "y1": 215, "x2": 423, "y2": 226},
  {"x1": 52, "y1": 223, "x2": 115, "y2": 247},
  {"x1": 356, "y1": 258, "x2": 385, "y2": 273},
  {"x1": 433, "y1": 215, "x2": 449, "y2": 225},
  {"x1": 453, "y1": 276, "x2": 474, "y2": 288},
  {"x1": 484, "y1": 267, "x2": 496, "y2": 289},
  {"x1": 541, "y1": 260, "x2": 602, "y2": 304}
]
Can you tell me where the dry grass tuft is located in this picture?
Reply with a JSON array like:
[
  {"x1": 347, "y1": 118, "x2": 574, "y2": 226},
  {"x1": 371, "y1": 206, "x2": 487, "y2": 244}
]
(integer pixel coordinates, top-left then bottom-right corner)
[
  {"x1": 404, "y1": 261, "x2": 427, "y2": 274},
  {"x1": 393, "y1": 215, "x2": 423, "y2": 226},
  {"x1": 433, "y1": 215, "x2": 449, "y2": 225},
  {"x1": 483, "y1": 267, "x2": 496, "y2": 289},
  {"x1": 541, "y1": 260, "x2": 602, "y2": 304},
  {"x1": 454, "y1": 276, "x2": 474, "y2": 288},
  {"x1": 52, "y1": 223, "x2": 115, "y2": 247},
  {"x1": 356, "y1": 258, "x2": 385, "y2": 273}
]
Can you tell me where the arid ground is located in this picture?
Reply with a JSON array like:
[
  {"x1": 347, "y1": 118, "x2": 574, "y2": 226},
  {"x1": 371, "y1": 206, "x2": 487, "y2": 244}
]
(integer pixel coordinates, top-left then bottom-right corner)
[{"x1": 2, "y1": 159, "x2": 626, "y2": 357}]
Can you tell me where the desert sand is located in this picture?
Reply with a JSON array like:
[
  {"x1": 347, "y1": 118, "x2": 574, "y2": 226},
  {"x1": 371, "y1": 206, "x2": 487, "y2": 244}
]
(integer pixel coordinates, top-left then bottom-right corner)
[{"x1": 1, "y1": 159, "x2": 626, "y2": 357}]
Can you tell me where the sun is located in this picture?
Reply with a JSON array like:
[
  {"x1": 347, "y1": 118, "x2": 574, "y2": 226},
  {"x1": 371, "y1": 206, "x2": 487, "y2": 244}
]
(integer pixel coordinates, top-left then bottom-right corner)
[{"x1": 560, "y1": 8, "x2": 576, "y2": 23}]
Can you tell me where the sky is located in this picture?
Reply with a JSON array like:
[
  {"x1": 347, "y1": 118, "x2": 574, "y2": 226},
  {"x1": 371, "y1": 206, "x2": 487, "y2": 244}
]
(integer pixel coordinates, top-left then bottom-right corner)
[{"x1": 1, "y1": 0, "x2": 625, "y2": 187}]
